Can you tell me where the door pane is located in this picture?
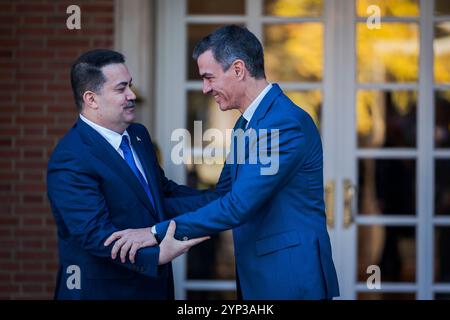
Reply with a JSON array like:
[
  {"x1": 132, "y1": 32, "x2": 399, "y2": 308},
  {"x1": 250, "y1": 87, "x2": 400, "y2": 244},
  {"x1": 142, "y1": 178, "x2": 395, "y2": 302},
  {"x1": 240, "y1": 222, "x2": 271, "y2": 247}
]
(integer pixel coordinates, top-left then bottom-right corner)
[
  {"x1": 358, "y1": 226, "x2": 416, "y2": 282},
  {"x1": 263, "y1": 0, "x2": 323, "y2": 17},
  {"x1": 187, "y1": 24, "x2": 226, "y2": 80},
  {"x1": 434, "y1": 227, "x2": 450, "y2": 282},
  {"x1": 435, "y1": 91, "x2": 450, "y2": 148},
  {"x1": 358, "y1": 159, "x2": 416, "y2": 215},
  {"x1": 356, "y1": 23, "x2": 419, "y2": 83},
  {"x1": 356, "y1": 0, "x2": 419, "y2": 17},
  {"x1": 187, "y1": 0, "x2": 245, "y2": 15},
  {"x1": 435, "y1": 160, "x2": 450, "y2": 216},
  {"x1": 435, "y1": 0, "x2": 450, "y2": 16},
  {"x1": 264, "y1": 23, "x2": 323, "y2": 82},
  {"x1": 187, "y1": 290, "x2": 236, "y2": 299},
  {"x1": 357, "y1": 90, "x2": 417, "y2": 148},
  {"x1": 358, "y1": 292, "x2": 415, "y2": 299},
  {"x1": 434, "y1": 22, "x2": 450, "y2": 84},
  {"x1": 285, "y1": 90, "x2": 322, "y2": 130}
]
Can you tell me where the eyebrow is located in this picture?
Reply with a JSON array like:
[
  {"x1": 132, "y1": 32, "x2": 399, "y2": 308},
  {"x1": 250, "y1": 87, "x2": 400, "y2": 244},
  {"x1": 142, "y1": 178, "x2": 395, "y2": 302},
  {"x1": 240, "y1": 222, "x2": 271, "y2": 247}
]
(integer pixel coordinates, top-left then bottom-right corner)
[
  {"x1": 200, "y1": 72, "x2": 213, "y2": 79},
  {"x1": 114, "y1": 78, "x2": 132, "y2": 88}
]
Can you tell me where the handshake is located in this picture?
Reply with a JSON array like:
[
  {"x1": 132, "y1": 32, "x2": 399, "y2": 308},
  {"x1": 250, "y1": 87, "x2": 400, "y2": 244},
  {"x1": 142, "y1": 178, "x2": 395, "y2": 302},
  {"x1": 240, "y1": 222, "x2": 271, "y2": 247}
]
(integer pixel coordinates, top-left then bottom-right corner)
[{"x1": 103, "y1": 221, "x2": 209, "y2": 265}]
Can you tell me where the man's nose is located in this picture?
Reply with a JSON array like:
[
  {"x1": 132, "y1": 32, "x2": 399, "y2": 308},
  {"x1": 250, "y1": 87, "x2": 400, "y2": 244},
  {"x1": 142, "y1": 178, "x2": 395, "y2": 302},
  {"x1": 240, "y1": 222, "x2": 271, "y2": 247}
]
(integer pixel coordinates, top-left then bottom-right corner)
[
  {"x1": 127, "y1": 87, "x2": 137, "y2": 100},
  {"x1": 202, "y1": 80, "x2": 211, "y2": 95}
]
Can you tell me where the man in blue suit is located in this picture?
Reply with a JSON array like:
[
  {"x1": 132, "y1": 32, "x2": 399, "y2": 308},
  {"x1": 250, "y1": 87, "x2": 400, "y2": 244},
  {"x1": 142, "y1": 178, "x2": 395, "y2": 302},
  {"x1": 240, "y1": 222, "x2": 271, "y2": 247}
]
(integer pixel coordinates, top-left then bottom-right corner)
[
  {"x1": 47, "y1": 49, "x2": 208, "y2": 299},
  {"x1": 107, "y1": 25, "x2": 340, "y2": 299}
]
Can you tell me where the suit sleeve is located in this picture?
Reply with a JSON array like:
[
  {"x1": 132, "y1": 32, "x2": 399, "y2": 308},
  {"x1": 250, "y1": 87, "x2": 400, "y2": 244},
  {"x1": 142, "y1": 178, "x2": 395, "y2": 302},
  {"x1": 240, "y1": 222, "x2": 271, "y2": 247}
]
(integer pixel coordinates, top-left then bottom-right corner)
[
  {"x1": 47, "y1": 150, "x2": 161, "y2": 278},
  {"x1": 155, "y1": 119, "x2": 307, "y2": 239},
  {"x1": 162, "y1": 163, "x2": 232, "y2": 218}
]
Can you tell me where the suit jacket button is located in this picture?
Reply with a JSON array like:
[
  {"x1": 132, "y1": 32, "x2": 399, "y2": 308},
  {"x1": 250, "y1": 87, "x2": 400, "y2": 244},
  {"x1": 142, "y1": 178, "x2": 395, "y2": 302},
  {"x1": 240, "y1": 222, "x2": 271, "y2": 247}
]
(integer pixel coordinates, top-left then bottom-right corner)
[{"x1": 182, "y1": 236, "x2": 188, "y2": 241}]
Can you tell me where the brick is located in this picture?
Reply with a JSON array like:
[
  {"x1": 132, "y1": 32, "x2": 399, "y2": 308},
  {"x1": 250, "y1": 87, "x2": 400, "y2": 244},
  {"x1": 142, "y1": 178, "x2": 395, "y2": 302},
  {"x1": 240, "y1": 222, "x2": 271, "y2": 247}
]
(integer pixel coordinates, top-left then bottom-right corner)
[{"x1": 14, "y1": 273, "x2": 53, "y2": 283}]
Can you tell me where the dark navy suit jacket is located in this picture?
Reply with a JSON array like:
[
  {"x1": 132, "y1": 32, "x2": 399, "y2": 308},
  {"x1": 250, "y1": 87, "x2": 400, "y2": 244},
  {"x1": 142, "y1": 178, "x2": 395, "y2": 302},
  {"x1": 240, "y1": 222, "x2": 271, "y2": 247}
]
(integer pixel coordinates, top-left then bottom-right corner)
[
  {"x1": 47, "y1": 118, "x2": 201, "y2": 299},
  {"x1": 157, "y1": 84, "x2": 340, "y2": 299}
]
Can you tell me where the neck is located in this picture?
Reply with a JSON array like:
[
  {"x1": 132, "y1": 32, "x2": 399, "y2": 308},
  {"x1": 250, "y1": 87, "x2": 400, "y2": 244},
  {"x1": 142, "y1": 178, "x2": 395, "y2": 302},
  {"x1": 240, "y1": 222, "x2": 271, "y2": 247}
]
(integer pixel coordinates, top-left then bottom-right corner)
[
  {"x1": 238, "y1": 78, "x2": 269, "y2": 114},
  {"x1": 80, "y1": 111, "x2": 127, "y2": 134}
]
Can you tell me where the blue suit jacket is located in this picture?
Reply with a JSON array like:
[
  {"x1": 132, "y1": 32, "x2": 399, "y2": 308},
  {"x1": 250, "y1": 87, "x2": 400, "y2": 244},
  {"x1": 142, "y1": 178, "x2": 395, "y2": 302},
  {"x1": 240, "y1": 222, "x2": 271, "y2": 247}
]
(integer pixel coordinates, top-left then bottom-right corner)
[
  {"x1": 47, "y1": 118, "x2": 201, "y2": 299},
  {"x1": 157, "y1": 84, "x2": 340, "y2": 299}
]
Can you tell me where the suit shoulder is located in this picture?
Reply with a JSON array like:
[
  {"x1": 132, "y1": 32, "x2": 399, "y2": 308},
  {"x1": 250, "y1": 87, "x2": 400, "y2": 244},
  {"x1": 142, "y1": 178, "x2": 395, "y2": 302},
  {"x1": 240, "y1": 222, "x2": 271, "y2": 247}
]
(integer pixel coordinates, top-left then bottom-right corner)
[{"x1": 270, "y1": 93, "x2": 318, "y2": 129}]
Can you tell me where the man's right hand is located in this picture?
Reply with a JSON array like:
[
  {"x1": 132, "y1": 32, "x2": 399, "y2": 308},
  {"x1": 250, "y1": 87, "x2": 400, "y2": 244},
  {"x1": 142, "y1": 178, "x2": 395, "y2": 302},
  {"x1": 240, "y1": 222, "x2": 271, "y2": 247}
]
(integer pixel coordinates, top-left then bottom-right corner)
[{"x1": 158, "y1": 220, "x2": 210, "y2": 265}]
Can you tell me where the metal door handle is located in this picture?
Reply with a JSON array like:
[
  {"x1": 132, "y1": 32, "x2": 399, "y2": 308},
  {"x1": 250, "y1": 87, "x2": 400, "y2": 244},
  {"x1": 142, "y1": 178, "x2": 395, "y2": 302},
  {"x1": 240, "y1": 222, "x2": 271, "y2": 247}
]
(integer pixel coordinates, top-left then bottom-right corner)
[
  {"x1": 343, "y1": 179, "x2": 355, "y2": 228},
  {"x1": 325, "y1": 180, "x2": 335, "y2": 228}
]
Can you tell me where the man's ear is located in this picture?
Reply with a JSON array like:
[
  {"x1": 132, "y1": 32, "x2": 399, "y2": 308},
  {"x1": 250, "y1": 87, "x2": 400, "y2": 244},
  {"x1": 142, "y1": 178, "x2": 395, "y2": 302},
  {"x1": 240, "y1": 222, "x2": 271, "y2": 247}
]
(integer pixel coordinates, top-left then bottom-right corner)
[
  {"x1": 232, "y1": 59, "x2": 245, "y2": 80},
  {"x1": 82, "y1": 91, "x2": 98, "y2": 110}
]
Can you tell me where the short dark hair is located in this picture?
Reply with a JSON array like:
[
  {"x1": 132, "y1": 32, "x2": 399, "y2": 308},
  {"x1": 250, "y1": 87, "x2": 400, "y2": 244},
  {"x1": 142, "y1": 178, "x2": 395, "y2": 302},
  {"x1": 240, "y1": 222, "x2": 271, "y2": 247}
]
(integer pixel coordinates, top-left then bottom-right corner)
[
  {"x1": 193, "y1": 25, "x2": 266, "y2": 79},
  {"x1": 70, "y1": 49, "x2": 125, "y2": 110}
]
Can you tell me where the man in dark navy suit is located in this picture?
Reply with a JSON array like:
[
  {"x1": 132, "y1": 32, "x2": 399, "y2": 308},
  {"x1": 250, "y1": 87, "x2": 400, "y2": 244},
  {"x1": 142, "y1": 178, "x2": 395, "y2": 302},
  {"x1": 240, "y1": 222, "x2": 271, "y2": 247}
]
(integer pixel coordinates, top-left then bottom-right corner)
[{"x1": 47, "y1": 49, "x2": 208, "y2": 299}]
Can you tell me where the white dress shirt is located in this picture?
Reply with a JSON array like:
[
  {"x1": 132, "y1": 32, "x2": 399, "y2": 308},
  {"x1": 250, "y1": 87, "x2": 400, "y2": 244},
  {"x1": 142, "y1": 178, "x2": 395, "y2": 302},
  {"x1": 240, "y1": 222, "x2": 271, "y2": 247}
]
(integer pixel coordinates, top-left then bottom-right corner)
[
  {"x1": 79, "y1": 114, "x2": 148, "y2": 183},
  {"x1": 242, "y1": 83, "x2": 272, "y2": 128}
]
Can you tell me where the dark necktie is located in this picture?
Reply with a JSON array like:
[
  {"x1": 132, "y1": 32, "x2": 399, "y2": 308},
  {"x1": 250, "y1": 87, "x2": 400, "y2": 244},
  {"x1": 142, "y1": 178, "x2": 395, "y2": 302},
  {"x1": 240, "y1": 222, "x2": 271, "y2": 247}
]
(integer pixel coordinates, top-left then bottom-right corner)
[
  {"x1": 234, "y1": 116, "x2": 248, "y2": 131},
  {"x1": 120, "y1": 135, "x2": 155, "y2": 210}
]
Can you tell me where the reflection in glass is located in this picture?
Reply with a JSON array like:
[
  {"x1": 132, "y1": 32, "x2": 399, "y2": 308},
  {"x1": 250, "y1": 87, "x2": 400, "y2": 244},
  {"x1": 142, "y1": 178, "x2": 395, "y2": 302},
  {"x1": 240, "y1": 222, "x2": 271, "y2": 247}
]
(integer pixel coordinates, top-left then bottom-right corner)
[
  {"x1": 264, "y1": 23, "x2": 323, "y2": 82},
  {"x1": 187, "y1": 0, "x2": 245, "y2": 15},
  {"x1": 187, "y1": 24, "x2": 226, "y2": 80},
  {"x1": 358, "y1": 226, "x2": 416, "y2": 282},
  {"x1": 357, "y1": 23, "x2": 419, "y2": 83},
  {"x1": 435, "y1": 293, "x2": 450, "y2": 300},
  {"x1": 263, "y1": 0, "x2": 323, "y2": 17},
  {"x1": 435, "y1": 91, "x2": 450, "y2": 148},
  {"x1": 285, "y1": 90, "x2": 322, "y2": 130},
  {"x1": 434, "y1": 227, "x2": 450, "y2": 283},
  {"x1": 357, "y1": 90, "x2": 417, "y2": 148},
  {"x1": 435, "y1": 0, "x2": 450, "y2": 16},
  {"x1": 187, "y1": 290, "x2": 236, "y2": 300},
  {"x1": 187, "y1": 230, "x2": 236, "y2": 280},
  {"x1": 358, "y1": 292, "x2": 415, "y2": 299},
  {"x1": 356, "y1": 0, "x2": 419, "y2": 17},
  {"x1": 358, "y1": 159, "x2": 416, "y2": 215},
  {"x1": 434, "y1": 23, "x2": 450, "y2": 84},
  {"x1": 435, "y1": 160, "x2": 450, "y2": 216}
]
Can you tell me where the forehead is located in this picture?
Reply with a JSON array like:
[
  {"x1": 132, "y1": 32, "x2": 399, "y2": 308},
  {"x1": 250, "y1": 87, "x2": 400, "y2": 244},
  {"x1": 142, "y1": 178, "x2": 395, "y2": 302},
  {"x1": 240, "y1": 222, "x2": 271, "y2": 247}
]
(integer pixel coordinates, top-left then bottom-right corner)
[
  {"x1": 101, "y1": 63, "x2": 131, "y2": 84},
  {"x1": 197, "y1": 50, "x2": 222, "y2": 73}
]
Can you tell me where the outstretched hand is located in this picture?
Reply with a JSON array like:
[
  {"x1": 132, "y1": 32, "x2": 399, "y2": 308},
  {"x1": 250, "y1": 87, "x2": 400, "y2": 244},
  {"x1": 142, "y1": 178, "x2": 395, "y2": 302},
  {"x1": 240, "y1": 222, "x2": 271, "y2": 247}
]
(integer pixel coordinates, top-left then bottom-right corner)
[
  {"x1": 104, "y1": 227, "x2": 157, "y2": 263},
  {"x1": 158, "y1": 220, "x2": 210, "y2": 265}
]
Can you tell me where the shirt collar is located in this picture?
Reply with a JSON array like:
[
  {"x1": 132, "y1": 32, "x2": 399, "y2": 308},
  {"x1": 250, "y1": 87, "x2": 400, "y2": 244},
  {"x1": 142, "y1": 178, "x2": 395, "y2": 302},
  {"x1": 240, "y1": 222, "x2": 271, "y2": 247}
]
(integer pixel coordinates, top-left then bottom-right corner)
[
  {"x1": 242, "y1": 83, "x2": 272, "y2": 124},
  {"x1": 79, "y1": 114, "x2": 129, "y2": 151}
]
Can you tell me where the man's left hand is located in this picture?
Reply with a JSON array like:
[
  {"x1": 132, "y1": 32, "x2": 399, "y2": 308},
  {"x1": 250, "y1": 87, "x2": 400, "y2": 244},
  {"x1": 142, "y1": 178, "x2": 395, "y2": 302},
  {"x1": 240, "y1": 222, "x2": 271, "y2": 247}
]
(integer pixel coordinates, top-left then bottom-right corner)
[{"x1": 104, "y1": 228, "x2": 157, "y2": 263}]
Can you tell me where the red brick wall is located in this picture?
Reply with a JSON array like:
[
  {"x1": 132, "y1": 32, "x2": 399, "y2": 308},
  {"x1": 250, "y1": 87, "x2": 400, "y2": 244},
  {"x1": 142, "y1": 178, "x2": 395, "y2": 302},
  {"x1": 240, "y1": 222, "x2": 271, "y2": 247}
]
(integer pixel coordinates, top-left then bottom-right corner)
[{"x1": 0, "y1": 0, "x2": 114, "y2": 299}]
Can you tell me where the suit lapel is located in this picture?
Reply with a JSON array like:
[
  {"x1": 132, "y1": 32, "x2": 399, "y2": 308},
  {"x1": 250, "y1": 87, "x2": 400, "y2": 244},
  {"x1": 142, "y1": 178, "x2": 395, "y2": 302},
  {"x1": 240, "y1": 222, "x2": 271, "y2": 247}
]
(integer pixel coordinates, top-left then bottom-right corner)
[
  {"x1": 75, "y1": 118, "x2": 157, "y2": 217},
  {"x1": 232, "y1": 84, "x2": 283, "y2": 182},
  {"x1": 128, "y1": 128, "x2": 164, "y2": 222}
]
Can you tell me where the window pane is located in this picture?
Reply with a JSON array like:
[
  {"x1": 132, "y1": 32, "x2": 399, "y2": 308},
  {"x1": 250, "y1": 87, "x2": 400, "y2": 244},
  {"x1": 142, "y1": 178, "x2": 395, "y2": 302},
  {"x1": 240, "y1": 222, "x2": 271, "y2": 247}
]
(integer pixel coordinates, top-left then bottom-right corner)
[
  {"x1": 356, "y1": 0, "x2": 419, "y2": 17},
  {"x1": 435, "y1": 0, "x2": 450, "y2": 16},
  {"x1": 187, "y1": 24, "x2": 224, "y2": 80},
  {"x1": 435, "y1": 160, "x2": 450, "y2": 216},
  {"x1": 435, "y1": 227, "x2": 450, "y2": 282},
  {"x1": 357, "y1": 23, "x2": 419, "y2": 83},
  {"x1": 435, "y1": 91, "x2": 450, "y2": 148},
  {"x1": 434, "y1": 22, "x2": 450, "y2": 84},
  {"x1": 187, "y1": 230, "x2": 236, "y2": 280},
  {"x1": 187, "y1": 290, "x2": 236, "y2": 300},
  {"x1": 357, "y1": 90, "x2": 417, "y2": 148},
  {"x1": 187, "y1": 0, "x2": 245, "y2": 15},
  {"x1": 358, "y1": 226, "x2": 416, "y2": 282},
  {"x1": 263, "y1": 0, "x2": 323, "y2": 17},
  {"x1": 358, "y1": 159, "x2": 416, "y2": 215},
  {"x1": 285, "y1": 90, "x2": 322, "y2": 130},
  {"x1": 264, "y1": 23, "x2": 323, "y2": 82},
  {"x1": 358, "y1": 292, "x2": 415, "y2": 299}
]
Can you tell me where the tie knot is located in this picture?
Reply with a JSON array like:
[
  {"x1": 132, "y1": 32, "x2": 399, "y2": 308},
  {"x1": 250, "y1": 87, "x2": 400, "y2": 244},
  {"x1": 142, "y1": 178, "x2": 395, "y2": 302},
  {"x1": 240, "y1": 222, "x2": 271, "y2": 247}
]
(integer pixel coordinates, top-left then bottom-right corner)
[
  {"x1": 235, "y1": 116, "x2": 248, "y2": 131},
  {"x1": 120, "y1": 135, "x2": 131, "y2": 151}
]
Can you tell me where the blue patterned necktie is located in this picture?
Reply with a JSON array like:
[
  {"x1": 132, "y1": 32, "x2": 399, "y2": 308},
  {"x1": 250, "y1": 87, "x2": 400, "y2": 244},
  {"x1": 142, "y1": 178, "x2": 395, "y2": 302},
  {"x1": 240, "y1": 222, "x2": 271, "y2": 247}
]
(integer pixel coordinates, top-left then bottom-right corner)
[{"x1": 120, "y1": 135, "x2": 155, "y2": 210}]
